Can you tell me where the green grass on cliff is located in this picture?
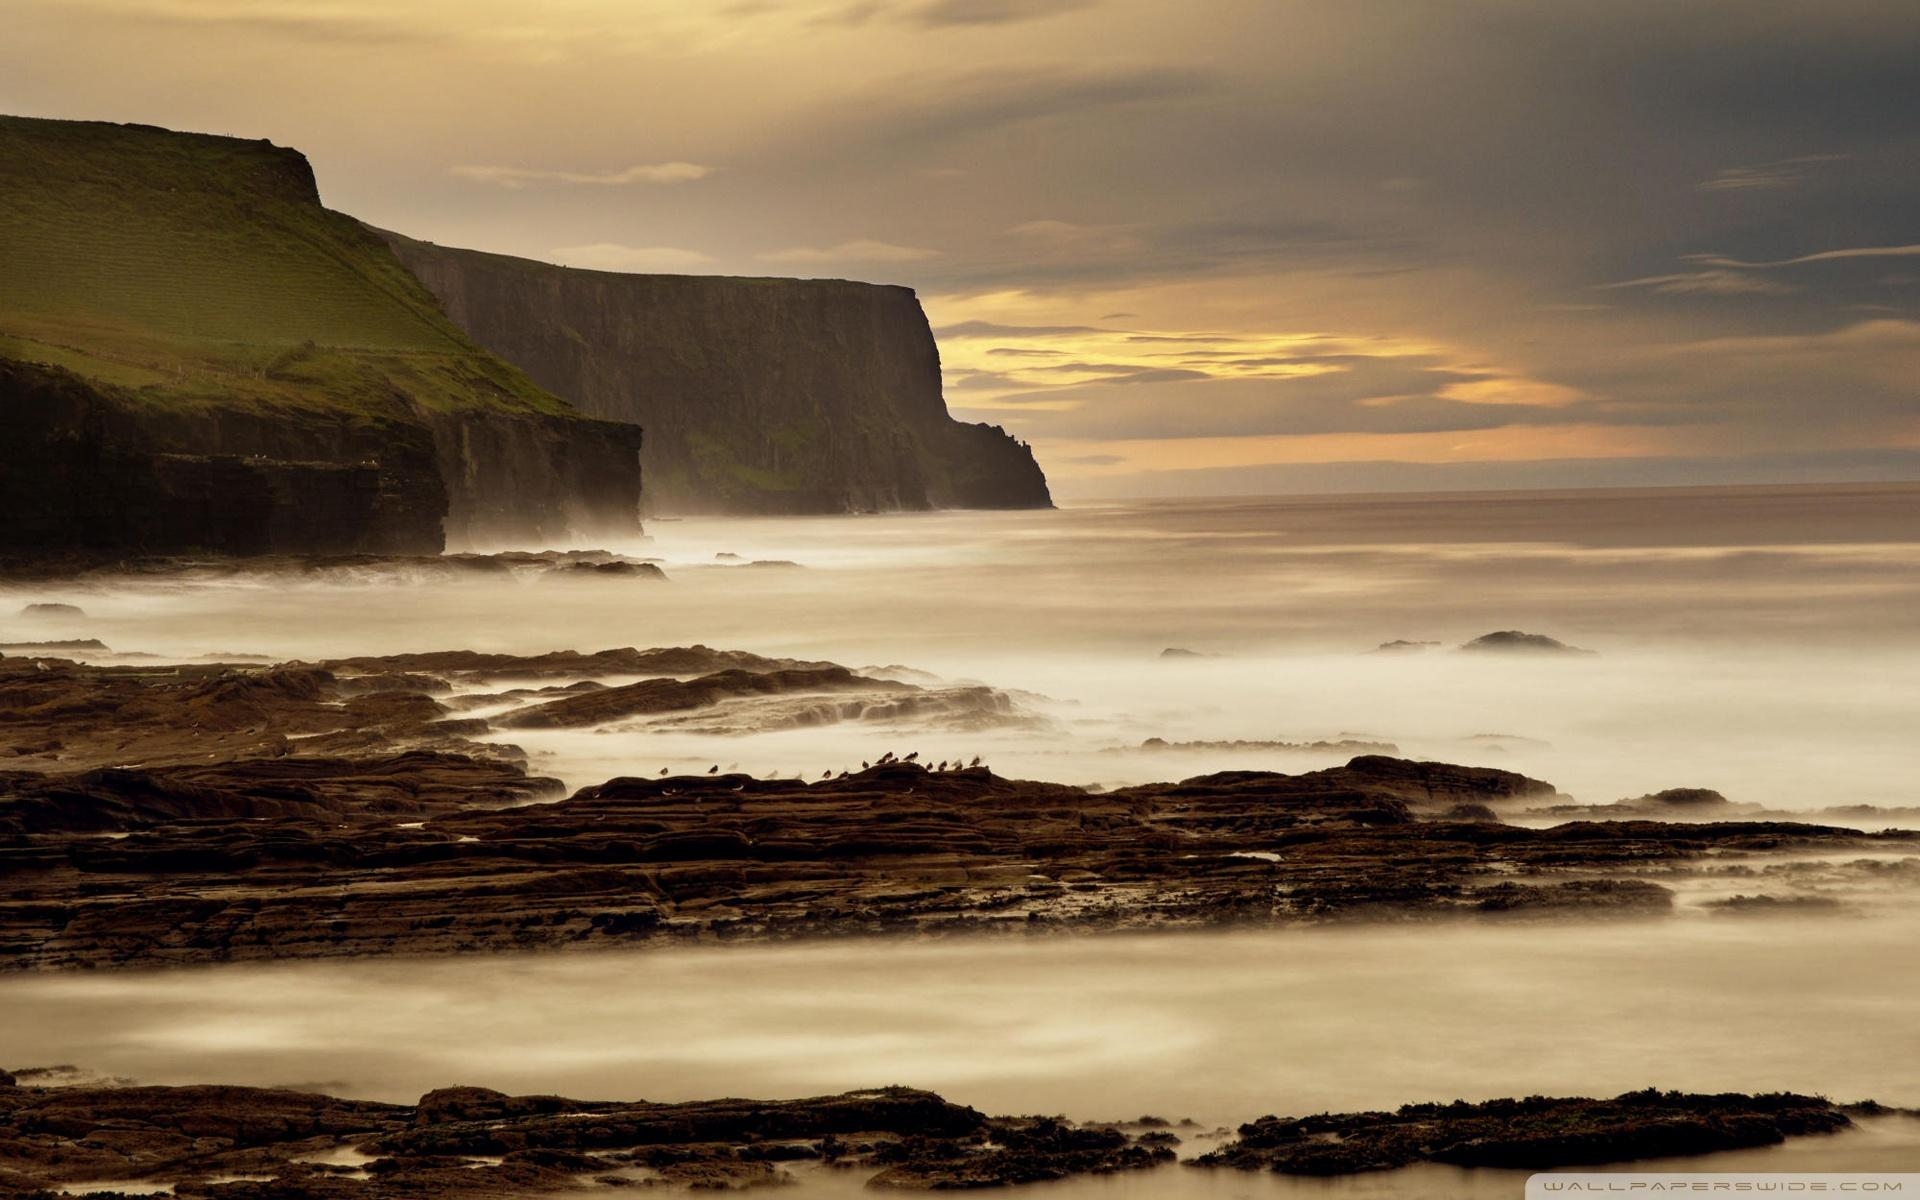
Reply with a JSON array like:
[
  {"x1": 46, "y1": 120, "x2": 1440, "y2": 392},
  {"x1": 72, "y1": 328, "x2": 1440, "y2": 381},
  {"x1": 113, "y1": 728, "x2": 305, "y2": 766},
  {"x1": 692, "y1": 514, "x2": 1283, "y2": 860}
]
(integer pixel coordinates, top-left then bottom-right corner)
[{"x1": 0, "y1": 115, "x2": 568, "y2": 418}]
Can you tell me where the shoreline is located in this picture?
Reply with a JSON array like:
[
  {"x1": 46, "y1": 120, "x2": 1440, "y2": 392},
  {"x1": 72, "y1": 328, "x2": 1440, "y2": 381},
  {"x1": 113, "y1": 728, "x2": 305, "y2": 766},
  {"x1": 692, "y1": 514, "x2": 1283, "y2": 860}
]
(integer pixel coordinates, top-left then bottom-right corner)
[{"x1": 2, "y1": 1072, "x2": 1902, "y2": 1196}]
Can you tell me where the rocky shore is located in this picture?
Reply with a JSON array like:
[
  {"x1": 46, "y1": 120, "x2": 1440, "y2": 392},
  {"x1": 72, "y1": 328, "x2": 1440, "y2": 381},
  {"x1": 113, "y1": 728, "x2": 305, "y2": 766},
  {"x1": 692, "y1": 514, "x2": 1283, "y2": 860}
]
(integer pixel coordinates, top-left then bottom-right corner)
[
  {"x1": 0, "y1": 1072, "x2": 1889, "y2": 1196},
  {"x1": 1, "y1": 642, "x2": 1907, "y2": 971},
  {"x1": 0, "y1": 1073, "x2": 1169, "y2": 1196},
  {"x1": 1195, "y1": 1089, "x2": 1857, "y2": 1174}
]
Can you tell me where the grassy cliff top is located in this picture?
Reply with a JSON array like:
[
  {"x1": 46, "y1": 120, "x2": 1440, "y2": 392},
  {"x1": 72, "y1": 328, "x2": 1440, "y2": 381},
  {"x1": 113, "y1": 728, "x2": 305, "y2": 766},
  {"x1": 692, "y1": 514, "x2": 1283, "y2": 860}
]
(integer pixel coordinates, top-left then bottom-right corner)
[
  {"x1": 0, "y1": 115, "x2": 568, "y2": 418},
  {"x1": 380, "y1": 228, "x2": 919, "y2": 296}
]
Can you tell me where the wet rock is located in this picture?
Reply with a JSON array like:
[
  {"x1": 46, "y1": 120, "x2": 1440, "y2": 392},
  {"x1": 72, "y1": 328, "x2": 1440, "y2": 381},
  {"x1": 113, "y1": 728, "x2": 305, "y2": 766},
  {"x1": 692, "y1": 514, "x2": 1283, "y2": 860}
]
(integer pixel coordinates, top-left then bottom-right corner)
[
  {"x1": 0, "y1": 751, "x2": 562, "y2": 835},
  {"x1": 563, "y1": 560, "x2": 665, "y2": 577},
  {"x1": 0, "y1": 1078, "x2": 1163, "y2": 1196},
  {"x1": 868, "y1": 1115, "x2": 1175, "y2": 1189},
  {"x1": 7, "y1": 747, "x2": 1899, "y2": 969},
  {"x1": 1194, "y1": 1090, "x2": 1850, "y2": 1174},
  {"x1": 17, "y1": 603, "x2": 84, "y2": 618},
  {"x1": 494, "y1": 666, "x2": 911, "y2": 730},
  {"x1": 1370, "y1": 639, "x2": 1439, "y2": 654},
  {"x1": 319, "y1": 644, "x2": 837, "y2": 682},
  {"x1": 0, "y1": 1078, "x2": 1869, "y2": 1195},
  {"x1": 0, "y1": 649, "x2": 1905, "y2": 971},
  {"x1": 0, "y1": 638, "x2": 108, "y2": 653},
  {"x1": 1706, "y1": 894, "x2": 1846, "y2": 914},
  {"x1": 1529, "y1": 787, "x2": 1744, "y2": 821},
  {"x1": 1458, "y1": 630, "x2": 1594, "y2": 654}
]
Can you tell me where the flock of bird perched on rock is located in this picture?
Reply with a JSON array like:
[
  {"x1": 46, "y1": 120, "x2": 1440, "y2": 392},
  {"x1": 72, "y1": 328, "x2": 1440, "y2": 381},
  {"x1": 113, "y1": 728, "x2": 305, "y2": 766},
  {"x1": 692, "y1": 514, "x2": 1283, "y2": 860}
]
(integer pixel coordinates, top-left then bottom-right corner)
[{"x1": 652, "y1": 752, "x2": 989, "y2": 782}]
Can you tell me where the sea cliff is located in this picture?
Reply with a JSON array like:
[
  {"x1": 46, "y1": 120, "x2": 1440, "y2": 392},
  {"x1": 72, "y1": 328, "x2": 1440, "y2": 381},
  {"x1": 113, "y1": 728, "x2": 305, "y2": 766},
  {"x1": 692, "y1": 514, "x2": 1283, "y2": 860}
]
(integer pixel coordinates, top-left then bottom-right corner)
[
  {"x1": 0, "y1": 115, "x2": 641, "y2": 556},
  {"x1": 382, "y1": 233, "x2": 1052, "y2": 515}
]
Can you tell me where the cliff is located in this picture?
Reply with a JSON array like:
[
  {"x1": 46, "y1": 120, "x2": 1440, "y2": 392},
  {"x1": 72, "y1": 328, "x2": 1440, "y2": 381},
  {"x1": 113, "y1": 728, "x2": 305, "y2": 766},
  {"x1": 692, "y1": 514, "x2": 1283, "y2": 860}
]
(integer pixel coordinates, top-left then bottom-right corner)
[
  {"x1": 0, "y1": 116, "x2": 641, "y2": 556},
  {"x1": 380, "y1": 233, "x2": 1052, "y2": 515}
]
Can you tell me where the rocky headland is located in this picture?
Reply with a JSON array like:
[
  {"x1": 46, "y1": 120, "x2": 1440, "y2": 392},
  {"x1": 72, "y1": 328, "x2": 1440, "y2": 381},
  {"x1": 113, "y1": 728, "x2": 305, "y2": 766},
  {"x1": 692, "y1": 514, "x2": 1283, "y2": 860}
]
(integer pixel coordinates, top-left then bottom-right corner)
[
  {"x1": 0, "y1": 117, "x2": 643, "y2": 558},
  {"x1": 382, "y1": 231, "x2": 1052, "y2": 516},
  {"x1": 0, "y1": 113, "x2": 1053, "y2": 558}
]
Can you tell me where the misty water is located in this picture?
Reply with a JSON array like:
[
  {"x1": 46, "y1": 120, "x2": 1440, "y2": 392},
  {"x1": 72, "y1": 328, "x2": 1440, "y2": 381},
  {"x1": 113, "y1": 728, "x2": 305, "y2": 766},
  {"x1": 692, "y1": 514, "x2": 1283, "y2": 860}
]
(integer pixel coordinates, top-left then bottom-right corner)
[
  {"x1": 4, "y1": 920, "x2": 1920, "y2": 1196},
  {"x1": 12, "y1": 485, "x2": 1919, "y2": 813},
  {"x1": 5, "y1": 484, "x2": 1919, "y2": 1195}
]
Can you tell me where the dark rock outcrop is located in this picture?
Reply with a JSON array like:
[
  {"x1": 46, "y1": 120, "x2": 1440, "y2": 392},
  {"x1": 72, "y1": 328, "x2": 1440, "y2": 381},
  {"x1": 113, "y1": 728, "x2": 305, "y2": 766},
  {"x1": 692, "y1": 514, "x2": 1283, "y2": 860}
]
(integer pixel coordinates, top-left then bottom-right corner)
[
  {"x1": 381, "y1": 231, "x2": 1052, "y2": 515},
  {"x1": 17, "y1": 603, "x2": 84, "y2": 618},
  {"x1": 0, "y1": 1076, "x2": 1179, "y2": 1196},
  {"x1": 0, "y1": 646, "x2": 1905, "y2": 971},
  {"x1": 1530, "y1": 787, "x2": 1743, "y2": 821},
  {"x1": 1195, "y1": 1090, "x2": 1852, "y2": 1175},
  {"x1": 494, "y1": 665, "x2": 911, "y2": 729},
  {"x1": 1459, "y1": 630, "x2": 1594, "y2": 655}
]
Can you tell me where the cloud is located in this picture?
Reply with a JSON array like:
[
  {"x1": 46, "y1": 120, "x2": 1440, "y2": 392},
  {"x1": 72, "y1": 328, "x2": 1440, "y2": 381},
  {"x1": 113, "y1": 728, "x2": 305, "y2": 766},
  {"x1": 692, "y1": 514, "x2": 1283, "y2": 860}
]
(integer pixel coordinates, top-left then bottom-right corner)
[
  {"x1": 913, "y1": 0, "x2": 1096, "y2": 26},
  {"x1": 757, "y1": 239, "x2": 941, "y2": 264},
  {"x1": 1049, "y1": 449, "x2": 1920, "y2": 502},
  {"x1": 847, "y1": 65, "x2": 1213, "y2": 150},
  {"x1": 821, "y1": 0, "x2": 1097, "y2": 28},
  {"x1": 1598, "y1": 269, "x2": 1795, "y2": 296},
  {"x1": 994, "y1": 360, "x2": 1618, "y2": 441},
  {"x1": 933, "y1": 320, "x2": 1112, "y2": 338},
  {"x1": 1596, "y1": 243, "x2": 1920, "y2": 300},
  {"x1": 1684, "y1": 244, "x2": 1920, "y2": 270},
  {"x1": 452, "y1": 162, "x2": 715, "y2": 188},
  {"x1": 43, "y1": 0, "x2": 439, "y2": 46},
  {"x1": 1007, "y1": 218, "x2": 1142, "y2": 246},
  {"x1": 1099, "y1": 367, "x2": 1212, "y2": 385},
  {"x1": 1696, "y1": 155, "x2": 1849, "y2": 192},
  {"x1": 549, "y1": 243, "x2": 716, "y2": 272}
]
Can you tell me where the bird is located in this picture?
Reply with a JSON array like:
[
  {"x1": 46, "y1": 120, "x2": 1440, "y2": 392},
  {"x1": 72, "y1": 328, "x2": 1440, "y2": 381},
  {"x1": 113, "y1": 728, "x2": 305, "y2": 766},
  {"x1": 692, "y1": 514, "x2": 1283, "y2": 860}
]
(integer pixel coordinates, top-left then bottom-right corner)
[
  {"x1": 659, "y1": 766, "x2": 670, "y2": 776},
  {"x1": 861, "y1": 760, "x2": 870, "y2": 770},
  {"x1": 821, "y1": 769, "x2": 832, "y2": 779},
  {"x1": 904, "y1": 751, "x2": 919, "y2": 763},
  {"x1": 936, "y1": 760, "x2": 947, "y2": 771},
  {"x1": 707, "y1": 764, "x2": 719, "y2": 774},
  {"x1": 969, "y1": 755, "x2": 982, "y2": 767}
]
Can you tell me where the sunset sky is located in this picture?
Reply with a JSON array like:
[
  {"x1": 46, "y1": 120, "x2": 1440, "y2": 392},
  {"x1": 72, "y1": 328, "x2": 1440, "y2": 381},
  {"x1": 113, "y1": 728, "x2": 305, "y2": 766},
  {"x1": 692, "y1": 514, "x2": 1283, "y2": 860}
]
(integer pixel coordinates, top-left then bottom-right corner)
[{"x1": 6, "y1": 0, "x2": 1918, "y2": 498}]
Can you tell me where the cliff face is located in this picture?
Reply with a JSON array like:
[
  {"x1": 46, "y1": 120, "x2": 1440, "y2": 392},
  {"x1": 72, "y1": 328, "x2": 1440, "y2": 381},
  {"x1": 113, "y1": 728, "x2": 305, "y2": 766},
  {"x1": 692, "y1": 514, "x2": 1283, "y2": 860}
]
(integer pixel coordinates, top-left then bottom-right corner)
[
  {"x1": 0, "y1": 360, "x2": 444, "y2": 557},
  {"x1": 425, "y1": 411, "x2": 643, "y2": 547},
  {"x1": 0, "y1": 115, "x2": 641, "y2": 557},
  {"x1": 381, "y1": 233, "x2": 1052, "y2": 515}
]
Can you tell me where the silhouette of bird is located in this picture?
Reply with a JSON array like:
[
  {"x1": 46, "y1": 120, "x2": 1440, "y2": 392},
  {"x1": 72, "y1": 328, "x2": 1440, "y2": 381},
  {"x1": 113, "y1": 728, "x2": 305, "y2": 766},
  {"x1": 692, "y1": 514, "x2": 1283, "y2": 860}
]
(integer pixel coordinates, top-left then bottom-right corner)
[
  {"x1": 970, "y1": 755, "x2": 982, "y2": 768},
  {"x1": 936, "y1": 760, "x2": 947, "y2": 771},
  {"x1": 659, "y1": 766, "x2": 670, "y2": 776},
  {"x1": 821, "y1": 769, "x2": 832, "y2": 779},
  {"x1": 861, "y1": 760, "x2": 870, "y2": 770},
  {"x1": 707, "y1": 764, "x2": 719, "y2": 774},
  {"x1": 905, "y1": 751, "x2": 919, "y2": 763}
]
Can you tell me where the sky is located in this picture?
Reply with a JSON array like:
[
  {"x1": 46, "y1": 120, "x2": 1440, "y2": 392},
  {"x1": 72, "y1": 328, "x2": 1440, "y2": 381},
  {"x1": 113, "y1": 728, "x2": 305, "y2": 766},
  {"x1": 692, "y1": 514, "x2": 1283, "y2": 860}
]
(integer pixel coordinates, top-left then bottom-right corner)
[{"x1": 5, "y1": 0, "x2": 1919, "y2": 499}]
